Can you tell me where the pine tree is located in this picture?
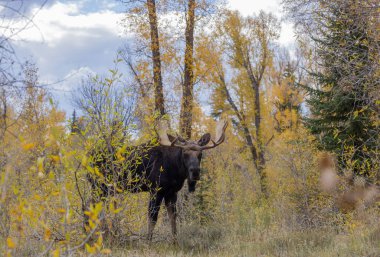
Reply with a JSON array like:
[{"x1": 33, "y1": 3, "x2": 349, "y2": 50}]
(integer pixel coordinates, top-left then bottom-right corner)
[
  {"x1": 304, "y1": 1, "x2": 379, "y2": 179},
  {"x1": 272, "y1": 61, "x2": 303, "y2": 132},
  {"x1": 70, "y1": 110, "x2": 80, "y2": 134}
]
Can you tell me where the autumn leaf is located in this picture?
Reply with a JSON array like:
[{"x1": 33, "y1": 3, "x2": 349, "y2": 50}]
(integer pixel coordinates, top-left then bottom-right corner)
[
  {"x1": 101, "y1": 249, "x2": 112, "y2": 254},
  {"x1": 37, "y1": 157, "x2": 45, "y2": 172},
  {"x1": 7, "y1": 237, "x2": 16, "y2": 249},
  {"x1": 44, "y1": 229, "x2": 51, "y2": 241},
  {"x1": 85, "y1": 243, "x2": 96, "y2": 254},
  {"x1": 50, "y1": 155, "x2": 60, "y2": 163},
  {"x1": 52, "y1": 248, "x2": 60, "y2": 257},
  {"x1": 57, "y1": 208, "x2": 66, "y2": 214},
  {"x1": 22, "y1": 143, "x2": 35, "y2": 150}
]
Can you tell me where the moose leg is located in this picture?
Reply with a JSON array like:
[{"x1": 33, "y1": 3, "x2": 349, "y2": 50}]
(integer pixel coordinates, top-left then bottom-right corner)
[
  {"x1": 164, "y1": 193, "x2": 177, "y2": 240},
  {"x1": 147, "y1": 193, "x2": 164, "y2": 241}
]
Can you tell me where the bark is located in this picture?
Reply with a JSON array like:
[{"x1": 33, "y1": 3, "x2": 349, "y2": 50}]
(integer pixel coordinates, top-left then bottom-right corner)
[
  {"x1": 179, "y1": 0, "x2": 196, "y2": 139},
  {"x1": 246, "y1": 61, "x2": 268, "y2": 197},
  {"x1": 147, "y1": 0, "x2": 165, "y2": 116}
]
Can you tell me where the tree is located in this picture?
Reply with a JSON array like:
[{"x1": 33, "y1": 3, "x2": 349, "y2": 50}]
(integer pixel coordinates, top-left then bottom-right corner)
[
  {"x1": 203, "y1": 11, "x2": 280, "y2": 197},
  {"x1": 70, "y1": 110, "x2": 82, "y2": 134},
  {"x1": 270, "y1": 48, "x2": 305, "y2": 132},
  {"x1": 147, "y1": 0, "x2": 165, "y2": 116},
  {"x1": 284, "y1": 0, "x2": 380, "y2": 179},
  {"x1": 179, "y1": 0, "x2": 196, "y2": 139},
  {"x1": 73, "y1": 74, "x2": 136, "y2": 145},
  {"x1": 122, "y1": 0, "x2": 221, "y2": 132},
  {"x1": 122, "y1": 0, "x2": 165, "y2": 118}
]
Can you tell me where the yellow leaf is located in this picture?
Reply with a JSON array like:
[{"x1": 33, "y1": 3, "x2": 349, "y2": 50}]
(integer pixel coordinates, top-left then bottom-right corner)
[
  {"x1": 51, "y1": 155, "x2": 60, "y2": 163},
  {"x1": 57, "y1": 208, "x2": 66, "y2": 214},
  {"x1": 22, "y1": 143, "x2": 35, "y2": 150},
  {"x1": 52, "y1": 248, "x2": 60, "y2": 257},
  {"x1": 86, "y1": 166, "x2": 94, "y2": 174},
  {"x1": 81, "y1": 156, "x2": 88, "y2": 167},
  {"x1": 101, "y1": 249, "x2": 112, "y2": 254},
  {"x1": 34, "y1": 194, "x2": 42, "y2": 201},
  {"x1": 7, "y1": 237, "x2": 16, "y2": 249},
  {"x1": 94, "y1": 167, "x2": 103, "y2": 178},
  {"x1": 44, "y1": 229, "x2": 51, "y2": 241},
  {"x1": 37, "y1": 157, "x2": 45, "y2": 172},
  {"x1": 109, "y1": 202, "x2": 122, "y2": 214},
  {"x1": 89, "y1": 220, "x2": 96, "y2": 229},
  {"x1": 96, "y1": 234, "x2": 103, "y2": 246},
  {"x1": 85, "y1": 243, "x2": 96, "y2": 254}
]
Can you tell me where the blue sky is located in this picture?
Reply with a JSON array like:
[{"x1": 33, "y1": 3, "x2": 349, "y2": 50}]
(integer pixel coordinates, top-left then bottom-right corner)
[{"x1": 10, "y1": 0, "x2": 295, "y2": 115}]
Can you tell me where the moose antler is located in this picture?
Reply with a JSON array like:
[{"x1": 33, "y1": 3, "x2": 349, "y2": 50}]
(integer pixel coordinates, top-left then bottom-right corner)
[
  {"x1": 200, "y1": 119, "x2": 228, "y2": 150},
  {"x1": 158, "y1": 119, "x2": 228, "y2": 150},
  {"x1": 157, "y1": 120, "x2": 178, "y2": 146}
]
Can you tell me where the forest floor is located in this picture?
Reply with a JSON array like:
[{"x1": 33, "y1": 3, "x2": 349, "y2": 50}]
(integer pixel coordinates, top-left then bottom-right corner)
[{"x1": 79, "y1": 210, "x2": 380, "y2": 257}]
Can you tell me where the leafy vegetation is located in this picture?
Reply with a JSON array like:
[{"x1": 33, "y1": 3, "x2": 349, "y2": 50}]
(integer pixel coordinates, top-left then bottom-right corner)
[{"x1": 0, "y1": 0, "x2": 379, "y2": 256}]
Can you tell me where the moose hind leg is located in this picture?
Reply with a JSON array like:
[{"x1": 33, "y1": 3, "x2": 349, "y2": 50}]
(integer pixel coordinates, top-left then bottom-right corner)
[
  {"x1": 164, "y1": 193, "x2": 178, "y2": 240},
  {"x1": 147, "y1": 193, "x2": 164, "y2": 241}
]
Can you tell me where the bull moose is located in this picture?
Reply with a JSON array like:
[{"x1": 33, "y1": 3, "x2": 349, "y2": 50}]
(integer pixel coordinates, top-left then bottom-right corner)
[{"x1": 88, "y1": 120, "x2": 228, "y2": 240}]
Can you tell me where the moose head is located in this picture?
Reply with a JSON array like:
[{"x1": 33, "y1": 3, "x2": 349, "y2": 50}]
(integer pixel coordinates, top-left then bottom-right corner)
[{"x1": 158, "y1": 120, "x2": 228, "y2": 192}]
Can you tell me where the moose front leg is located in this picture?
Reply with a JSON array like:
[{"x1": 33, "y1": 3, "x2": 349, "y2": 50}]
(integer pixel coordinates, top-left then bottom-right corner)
[
  {"x1": 164, "y1": 193, "x2": 178, "y2": 240},
  {"x1": 147, "y1": 193, "x2": 164, "y2": 241}
]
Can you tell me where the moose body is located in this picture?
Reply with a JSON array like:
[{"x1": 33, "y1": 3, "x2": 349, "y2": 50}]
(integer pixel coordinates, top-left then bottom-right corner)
[
  {"x1": 88, "y1": 120, "x2": 227, "y2": 240},
  {"x1": 131, "y1": 145, "x2": 202, "y2": 239}
]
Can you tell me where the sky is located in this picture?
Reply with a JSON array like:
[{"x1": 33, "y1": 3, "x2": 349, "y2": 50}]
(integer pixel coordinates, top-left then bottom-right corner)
[{"x1": 8, "y1": 0, "x2": 295, "y2": 115}]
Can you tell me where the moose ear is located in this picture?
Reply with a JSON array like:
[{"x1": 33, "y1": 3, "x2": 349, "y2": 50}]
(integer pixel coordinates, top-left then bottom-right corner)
[{"x1": 198, "y1": 133, "x2": 211, "y2": 146}]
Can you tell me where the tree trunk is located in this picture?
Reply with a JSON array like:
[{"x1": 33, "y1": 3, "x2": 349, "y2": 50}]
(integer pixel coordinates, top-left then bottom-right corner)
[
  {"x1": 218, "y1": 71, "x2": 268, "y2": 196},
  {"x1": 252, "y1": 81, "x2": 268, "y2": 197},
  {"x1": 147, "y1": 0, "x2": 165, "y2": 117},
  {"x1": 180, "y1": 0, "x2": 196, "y2": 139}
]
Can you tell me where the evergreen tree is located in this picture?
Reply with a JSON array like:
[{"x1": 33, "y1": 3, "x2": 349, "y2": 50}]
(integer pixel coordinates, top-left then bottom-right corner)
[
  {"x1": 303, "y1": 1, "x2": 379, "y2": 179},
  {"x1": 70, "y1": 110, "x2": 80, "y2": 134}
]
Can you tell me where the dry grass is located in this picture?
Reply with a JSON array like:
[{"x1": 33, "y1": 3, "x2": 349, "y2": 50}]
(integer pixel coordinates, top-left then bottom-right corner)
[
  {"x1": 104, "y1": 222, "x2": 379, "y2": 257},
  {"x1": 72, "y1": 206, "x2": 379, "y2": 257},
  {"x1": 3, "y1": 200, "x2": 379, "y2": 256}
]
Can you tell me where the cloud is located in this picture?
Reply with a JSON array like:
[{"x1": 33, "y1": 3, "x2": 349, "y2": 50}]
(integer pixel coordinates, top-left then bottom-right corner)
[
  {"x1": 14, "y1": 1, "x2": 124, "y2": 46},
  {"x1": 11, "y1": 1, "x2": 127, "y2": 113},
  {"x1": 228, "y1": 0, "x2": 281, "y2": 16}
]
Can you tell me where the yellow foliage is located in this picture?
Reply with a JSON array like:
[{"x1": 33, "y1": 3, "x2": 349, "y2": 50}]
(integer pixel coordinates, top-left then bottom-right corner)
[
  {"x1": 51, "y1": 249, "x2": 60, "y2": 257},
  {"x1": 6, "y1": 237, "x2": 16, "y2": 249},
  {"x1": 37, "y1": 157, "x2": 45, "y2": 172},
  {"x1": 22, "y1": 143, "x2": 36, "y2": 151}
]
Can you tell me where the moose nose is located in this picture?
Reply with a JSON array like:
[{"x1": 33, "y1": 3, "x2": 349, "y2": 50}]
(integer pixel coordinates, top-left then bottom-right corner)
[{"x1": 190, "y1": 168, "x2": 200, "y2": 181}]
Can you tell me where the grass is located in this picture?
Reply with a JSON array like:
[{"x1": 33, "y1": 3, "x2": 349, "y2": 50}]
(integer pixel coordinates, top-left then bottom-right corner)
[
  {"x1": 103, "y1": 210, "x2": 380, "y2": 257},
  {"x1": 5, "y1": 202, "x2": 380, "y2": 256}
]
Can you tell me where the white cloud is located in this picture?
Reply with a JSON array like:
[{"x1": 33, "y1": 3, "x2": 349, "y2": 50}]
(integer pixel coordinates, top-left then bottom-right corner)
[
  {"x1": 11, "y1": 1, "x2": 127, "y2": 114},
  {"x1": 228, "y1": 0, "x2": 281, "y2": 16},
  {"x1": 14, "y1": 1, "x2": 124, "y2": 47}
]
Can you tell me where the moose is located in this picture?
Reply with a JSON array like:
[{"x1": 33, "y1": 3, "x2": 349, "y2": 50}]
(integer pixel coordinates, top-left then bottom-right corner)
[{"x1": 87, "y1": 120, "x2": 228, "y2": 240}]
